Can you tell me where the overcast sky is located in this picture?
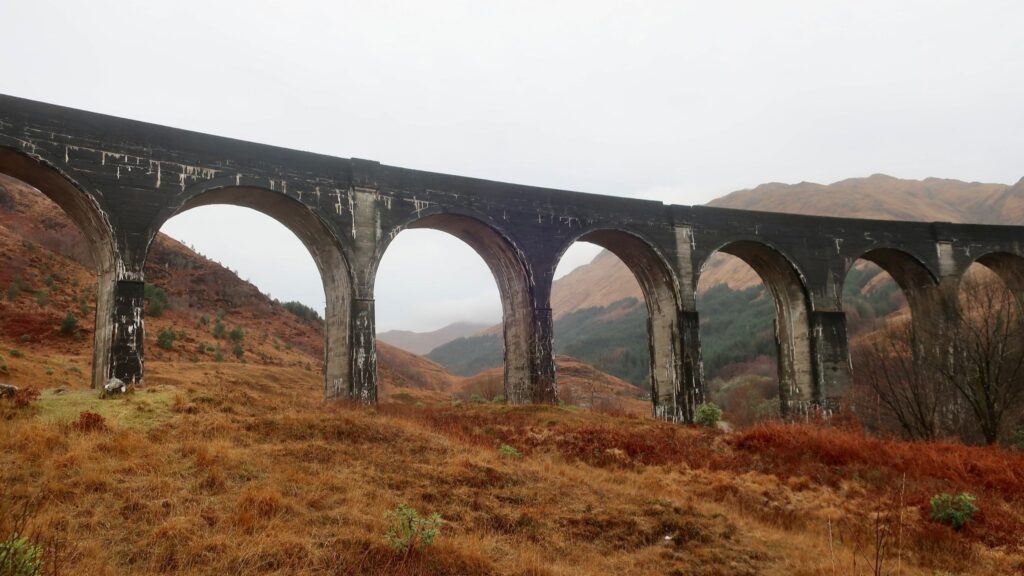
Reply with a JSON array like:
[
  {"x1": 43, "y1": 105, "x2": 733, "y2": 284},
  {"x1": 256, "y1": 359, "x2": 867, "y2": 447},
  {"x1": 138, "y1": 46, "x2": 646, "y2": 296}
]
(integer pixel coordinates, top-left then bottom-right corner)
[{"x1": 4, "y1": 1, "x2": 1023, "y2": 332}]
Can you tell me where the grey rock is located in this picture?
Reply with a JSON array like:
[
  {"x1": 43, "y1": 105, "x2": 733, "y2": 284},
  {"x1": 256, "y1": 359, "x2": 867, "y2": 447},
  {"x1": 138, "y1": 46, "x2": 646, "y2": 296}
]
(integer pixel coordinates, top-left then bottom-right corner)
[{"x1": 104, "y1": 377, "x2": 127, "y2": 395}]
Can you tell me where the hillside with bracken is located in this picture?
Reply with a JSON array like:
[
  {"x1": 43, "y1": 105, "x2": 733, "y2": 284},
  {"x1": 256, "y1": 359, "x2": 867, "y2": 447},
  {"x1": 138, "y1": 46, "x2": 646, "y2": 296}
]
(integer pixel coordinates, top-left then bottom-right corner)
[{"x1": 2, "y1": 174, "x2": 1024, "y2": 574}]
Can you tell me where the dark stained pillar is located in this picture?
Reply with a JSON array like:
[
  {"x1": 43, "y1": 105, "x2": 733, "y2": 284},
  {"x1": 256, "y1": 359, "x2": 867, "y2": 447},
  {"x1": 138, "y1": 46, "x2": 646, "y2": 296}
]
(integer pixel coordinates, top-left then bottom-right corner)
[
  {"x1": 524, "y1": 306, "x2": 558, "y2": 404},
  {"x1": 809, "y1": 310, "x2": 851, "y2": 413},
  {"x1": 109, "y1": 280, "x2": 145, "y2": 385},
  {"x1": 675, "y1": 309, "x2": 705, "y2": 422},
  {"x1": 350, "y1": 298, "x2": 377, "y2": 404}
]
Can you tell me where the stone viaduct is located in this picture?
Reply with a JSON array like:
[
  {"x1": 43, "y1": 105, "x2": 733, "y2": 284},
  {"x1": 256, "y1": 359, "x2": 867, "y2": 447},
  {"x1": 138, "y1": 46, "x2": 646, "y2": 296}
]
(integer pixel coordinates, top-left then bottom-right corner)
[{"x1": 2, "y1": 94, "x2": 1023, "y2": 422}]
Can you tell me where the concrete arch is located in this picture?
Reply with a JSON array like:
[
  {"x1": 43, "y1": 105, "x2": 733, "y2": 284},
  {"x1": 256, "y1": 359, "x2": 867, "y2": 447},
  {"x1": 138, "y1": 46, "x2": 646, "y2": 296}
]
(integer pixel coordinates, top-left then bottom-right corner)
[
  {"x1": 843, "y1": 247, "x2": 940, "y2": 340},
  {"x1": 554, "y1": 228, "x2": 691, "y2": 420},
  {"x1": 374, "y1": 209, "x2": 546, "y2": 403},
  {"x1": 0, "y1": 145, "x2": 119, "y2": 389},
  {"x1": 966, "y1": 251, "x2": 1024, "y2": 311},
  {"x1": 150, "y1": 185, "x2": 354, "y2": 398},
  {"x1": 700, "y1": 239, "x2": 816, "y2": 417},
  {"x1": 844, "y1": 247, "x2": 938, "y2": 295}
]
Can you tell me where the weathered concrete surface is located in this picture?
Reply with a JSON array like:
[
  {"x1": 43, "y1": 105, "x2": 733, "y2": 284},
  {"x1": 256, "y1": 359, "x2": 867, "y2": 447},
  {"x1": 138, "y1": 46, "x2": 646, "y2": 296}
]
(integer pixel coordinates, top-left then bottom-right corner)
[{"x1": 2, "y1": 93, "x2": 1023, "y2": 422}]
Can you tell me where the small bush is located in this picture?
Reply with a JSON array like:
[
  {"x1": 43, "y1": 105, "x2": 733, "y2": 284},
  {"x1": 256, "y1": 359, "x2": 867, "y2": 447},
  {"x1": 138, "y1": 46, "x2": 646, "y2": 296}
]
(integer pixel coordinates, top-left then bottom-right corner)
[
  {"x1": 492, "y1": 394, "x2": 505, "y2": 404},
  {"x1": 144, "y1": 283, "x2": 168, "y2": 317},
  {"x1": 695, "y1": 402, "x2": 722, "y2": 428},
  {"x1": 6, "y1": 276, "x2": 23, "y2": 301},
  {"x1": 384, "y1": 504, "x2": 443, "y2": 554},
  {"x1": 60, "y1": 312, "x2": 77, "y2": 335},
  {"x1": 9, "y1": 349, "x2": 22, "y2": 358},
  {"x1": 18, "y1": 335, "x2": 30, "y2": 343},
  {"x1": 498, "y1": 444, "x2": 521, "y2": 459},
  {"x1": 157, "y1": 329, "x2": 176, "y2": 350},
  {"x1": 71, "y1": 411, "x2": 108, "y2": 433},
  {"x1": 212, "y1": 321, "x2": 225, "y2": 340},
  {"x1": 214, "y1": 346, "x2": 224, "y2": 363},
  {"x1": 34, "y1": 291, "x2": 48, "y2": 307},
  {"x1": 930, "y1": 492, "x2": 978, "y2": 530},
  {"x1": 198, "y1": 315, "x2": 209, "y2": 327},
  {"x1": 0, "y1": 535, "x2": 42, "y2": 576},
  {"x1": 470, "y1": 394, "x2": 486, "y2": 404},
  {"x1": 12, "y1": 388, "x2": 41, "y2": 409},
  {"x1": 281, "y1": 301, "x2": 322, "y2": 322},
  {"x1": 228, "y1": 326, "x2": 244, "y2": 343},
  {"x1": 232, "y1": 343, "x2": 244, "y2": 360}
]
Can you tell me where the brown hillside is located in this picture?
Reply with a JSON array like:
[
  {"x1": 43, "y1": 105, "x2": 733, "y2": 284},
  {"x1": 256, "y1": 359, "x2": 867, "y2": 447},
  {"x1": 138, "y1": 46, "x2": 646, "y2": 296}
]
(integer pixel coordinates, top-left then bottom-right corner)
[
  {"x1": 458, "y1": 354, "x2": 647, "y2": 414},
  {"x1": 3, "y1": 365, "x2": 1024, "y2": 574}
]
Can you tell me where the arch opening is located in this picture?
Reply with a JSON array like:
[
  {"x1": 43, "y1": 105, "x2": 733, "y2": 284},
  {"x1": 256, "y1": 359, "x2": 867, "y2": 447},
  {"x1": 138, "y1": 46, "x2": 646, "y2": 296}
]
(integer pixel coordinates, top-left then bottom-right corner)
[
  {"x1": 374, "y1": 213, "x2": 529, "y2": 403},
  {"x1": 842, "y1": 253, "x2": 927, "y2": 438},
  {"x1": 0, "y1": 148, "x2": 117, "y2": 389},
  {"x1": 697, "y1": 240, "x2": 813, "y2": 421},
  {"x1": 948, "y1": 260, "x2": 1024, "y2": 445},
  {"x1": 552, "y1": 230, "x2": 681, "y2": 418},
  {"x1": 148, "y1": 187, "x2": 351, "y2": 397}
]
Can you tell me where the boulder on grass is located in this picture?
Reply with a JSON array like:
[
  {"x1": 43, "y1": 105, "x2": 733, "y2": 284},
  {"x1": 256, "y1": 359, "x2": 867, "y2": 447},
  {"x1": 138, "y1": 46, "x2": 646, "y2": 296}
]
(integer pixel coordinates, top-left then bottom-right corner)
[{"x1": 103, "y1": 378, "x2": 127, "y2": 396}]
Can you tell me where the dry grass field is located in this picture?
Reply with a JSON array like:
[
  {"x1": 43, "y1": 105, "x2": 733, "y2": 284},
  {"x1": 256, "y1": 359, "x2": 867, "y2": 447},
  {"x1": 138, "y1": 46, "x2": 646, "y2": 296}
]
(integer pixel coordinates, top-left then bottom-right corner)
[{"x1": 2, "y1": 363, "x2": 1023, "y2": 575}]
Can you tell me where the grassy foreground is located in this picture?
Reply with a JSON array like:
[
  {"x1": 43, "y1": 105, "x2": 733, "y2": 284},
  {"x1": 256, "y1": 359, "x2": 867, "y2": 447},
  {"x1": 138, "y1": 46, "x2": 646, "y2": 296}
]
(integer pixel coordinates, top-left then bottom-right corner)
[{"x1": 2, "y1": 362, "x2": 1023, "y2": 575}]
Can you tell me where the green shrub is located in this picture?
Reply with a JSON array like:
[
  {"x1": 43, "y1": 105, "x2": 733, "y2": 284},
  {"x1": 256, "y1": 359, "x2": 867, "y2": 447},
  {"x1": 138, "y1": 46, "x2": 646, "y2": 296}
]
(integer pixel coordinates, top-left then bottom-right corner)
[
  {"x1": 498, "y1": 444, "x2": 521, "y2": 459},
  {"x1": 695, "y1": 402, "x2": 722, "y2": 428},
  {"x1": 470, "y1": 394, "x2": 486, "y2": 404},
  {"x1": 18, "y1": 335, "x2": 30, "y2": 343},
  {"x1": 384, "y1": 504, "x2": 443, "y2": 554},
  {"x1": 8, "y1": 349, "x2": 22, "y2": 358},
  {"x1": 157, "y1": 329, "x2": 176, "y2": 350},
  {"x1": 6, "y1": 276, "x2": 23, "y2": 301},
  {"x1": 214, "y1": 346, "x2": 224, "y2": 363},
  {"x1": 0, "y1": 535, "x2": 42, "y2": 576},
  {"x1": 492, "y1": 394, "x2": 505, "y2": 404},
  {"x1": 228, "y1": 326, "x2": 244, "y2": 343},
  {"x1": 143, "y1": 283, "x2": 169, "y2": 317},
  {"x1": 232, "y1": 343, "x2": 244, "y2": 359},
  {"x1": 60, "y1": 312, "x2": 78, "y2": 335},
  {"x1": 212, "y1": 321, "x2": 225, "y2": 340},
  {"x1": 930, "y1": 492, "x2": 978, "y2": 530},
  {"x1": 281, "y1": 301, "x2": 322, "y2": 322},
  {"x1": 198, "y1": 314, "x2": 209, "y2": 327},
  {"x1": 34, "y1": 291, "x2": 48, "y2": 307}
]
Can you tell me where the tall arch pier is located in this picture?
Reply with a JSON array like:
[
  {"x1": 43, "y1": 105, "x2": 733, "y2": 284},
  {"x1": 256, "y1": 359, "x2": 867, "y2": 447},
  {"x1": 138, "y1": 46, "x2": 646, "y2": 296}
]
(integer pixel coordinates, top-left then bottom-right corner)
[{"x1": 2, "y1": 94, "x2": 1022, "y2": 422}]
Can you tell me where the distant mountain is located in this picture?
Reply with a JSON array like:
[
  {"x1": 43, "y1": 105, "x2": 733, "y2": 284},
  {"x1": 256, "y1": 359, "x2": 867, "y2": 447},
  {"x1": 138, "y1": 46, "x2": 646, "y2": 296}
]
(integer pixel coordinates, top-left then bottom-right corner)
[{"x1": 378, "y1": 321, "x2": 489, "y2": 355}]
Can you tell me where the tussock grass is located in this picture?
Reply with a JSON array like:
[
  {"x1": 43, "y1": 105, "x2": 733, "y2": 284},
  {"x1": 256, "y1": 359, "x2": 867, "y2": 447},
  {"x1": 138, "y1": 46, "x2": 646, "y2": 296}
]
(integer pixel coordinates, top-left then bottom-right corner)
[{"x1": 1, "y1": 362, "x2": 1022, "y2": 575}]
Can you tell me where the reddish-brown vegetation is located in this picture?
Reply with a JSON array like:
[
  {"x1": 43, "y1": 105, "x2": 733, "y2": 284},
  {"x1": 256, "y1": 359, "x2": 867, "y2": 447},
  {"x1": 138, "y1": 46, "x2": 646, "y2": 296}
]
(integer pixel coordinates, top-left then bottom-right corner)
[{"x1": 70, "y1": 410, "x2": 108, "y2": 433}]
